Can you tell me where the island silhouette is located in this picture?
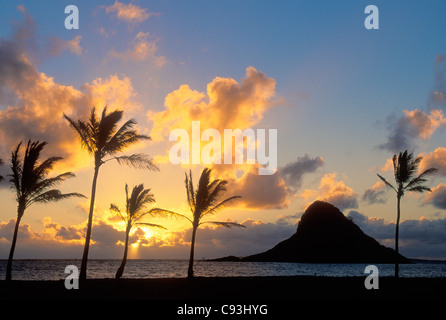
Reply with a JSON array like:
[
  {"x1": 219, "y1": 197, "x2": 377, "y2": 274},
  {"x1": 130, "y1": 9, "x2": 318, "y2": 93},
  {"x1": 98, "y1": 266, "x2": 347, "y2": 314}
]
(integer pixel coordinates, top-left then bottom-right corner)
[{"x1": 213, "y1": 201, "x2": 409, "y2": 263}]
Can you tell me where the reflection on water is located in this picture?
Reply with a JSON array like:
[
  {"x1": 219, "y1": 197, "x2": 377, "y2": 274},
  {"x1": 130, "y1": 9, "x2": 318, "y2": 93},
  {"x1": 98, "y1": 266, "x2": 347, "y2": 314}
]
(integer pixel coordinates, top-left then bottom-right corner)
[{"x1": 0, "y1": 259, "x2": 445, "y2": 280}]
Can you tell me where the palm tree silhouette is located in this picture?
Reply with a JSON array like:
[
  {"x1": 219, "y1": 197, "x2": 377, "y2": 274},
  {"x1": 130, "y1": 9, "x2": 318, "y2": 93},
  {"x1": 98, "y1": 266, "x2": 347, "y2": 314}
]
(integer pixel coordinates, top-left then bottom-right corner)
[
  {"x1": 160, "y1": 168, "x2": 244, "y2": 279},
  {"x1": 64, "y1": 106, "x2": 158, "y2": 280},
  {"x1": 5, "y1": 140, "x2": 85, "y2": 281},
  {"x1": 111, "y1": 183, "x2": 167, "y2": 279},
  {"x1": 0, "y1": 158, "x2": 3, "y2": 182},
  {"x1": 377, "y1": 150, "x2": 437, "y2": 278}
]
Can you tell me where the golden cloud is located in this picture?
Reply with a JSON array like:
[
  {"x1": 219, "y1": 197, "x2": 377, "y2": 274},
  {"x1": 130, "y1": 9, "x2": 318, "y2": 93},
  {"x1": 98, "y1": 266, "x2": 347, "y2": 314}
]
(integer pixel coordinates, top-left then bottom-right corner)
[
  {"x1": 301, "y1": 173, "x2": 358, "y2": 210},
  {"x1": 104, "y1": 1, "x2": 158, "y2": 23},
  {"x1": 148, "y1": 66, "x2": 279, "y2": 141}
]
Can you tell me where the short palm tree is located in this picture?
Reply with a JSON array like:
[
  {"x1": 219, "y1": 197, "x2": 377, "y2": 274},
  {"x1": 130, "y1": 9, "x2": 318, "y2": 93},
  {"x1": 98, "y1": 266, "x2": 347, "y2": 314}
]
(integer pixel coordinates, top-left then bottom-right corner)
[
  {"x1": 5, "y1": 140, "x2": 85, "y2": 281},
  {"x1": 160, "y1": 168, "x2": 244, "y2": 279},
  {"x1": 110, "y1": 183, "x2": 167, "y2": 279},
  {"x1": 64, "y1": 106, "x2": 158, "y2": 280},
  {"x1": 377, "y1": 150, "x2": 437, "y2": 277}
]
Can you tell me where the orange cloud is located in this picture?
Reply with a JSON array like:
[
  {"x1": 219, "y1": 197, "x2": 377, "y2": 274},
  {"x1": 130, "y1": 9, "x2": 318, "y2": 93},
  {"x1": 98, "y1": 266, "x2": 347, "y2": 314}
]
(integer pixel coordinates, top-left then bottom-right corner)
[
  {"x1": 148, "y1": 66, "x2": 279, "y2": 141},
  {"x1": 147, "y1": 67, "x2": 285, "y2": 207},
  {"x1": 419, "y1": 147, "x2": 446, "y2": 175},
  {"x1": 104, "y1": 1, "x2": 158, "y2": 23},
  {"x1": 403, "y1": 109, "x2": 446, "y2": 140},
  {"x1": 108, "y1": 32, "x2": 167, "y2": 66},
  {"x1": 0, "y1": 8, "x2": 144, "y2": 173},
  {"x1": 301, "y1": 173, "x2": 358, "y2": 210},
  {"x1": 0, "y1": 58, "x2": 142, "y2": 172}
]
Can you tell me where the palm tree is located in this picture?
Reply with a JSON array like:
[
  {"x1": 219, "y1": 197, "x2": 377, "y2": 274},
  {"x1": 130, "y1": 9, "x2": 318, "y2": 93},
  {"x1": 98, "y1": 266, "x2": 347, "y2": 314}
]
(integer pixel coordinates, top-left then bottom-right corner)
[
  {"x1": 64, "y1": 106, "x2": 158, "y2": 281},
  {"x1": 110, "y1": 183, "x2": 166, "y2": 279},
  {"x1": 377, "y1": 150, "x2": 437, "y2": 277},
  {"x1": 0, "y1": 158, "x2": 4, "y2": 182},
  {"x1": 5, "y1": 140, "x2": 85, "y2": 281},
  {"x1": 160, "y1": 168, "x2": 244, "y2": 279}
]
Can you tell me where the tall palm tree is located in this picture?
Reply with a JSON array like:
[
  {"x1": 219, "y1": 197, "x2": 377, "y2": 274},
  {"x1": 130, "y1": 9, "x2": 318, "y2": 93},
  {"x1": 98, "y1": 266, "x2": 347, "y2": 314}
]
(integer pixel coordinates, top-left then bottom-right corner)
[
  {"x1": 5, "y1": 140, "x2": 85, "y2": 281},
  {"x1": 160, "y1": 168, "x2": 244, "y2": 279},
  {"x1": 110, "y1": 183, "x2": 166, "y2": 279},
  {"x1": 64, "y1": 106, "x2": 158, "y2": 280},
  {"x1": 377, "y1": 150, "x2": 437, "y2": 278}
]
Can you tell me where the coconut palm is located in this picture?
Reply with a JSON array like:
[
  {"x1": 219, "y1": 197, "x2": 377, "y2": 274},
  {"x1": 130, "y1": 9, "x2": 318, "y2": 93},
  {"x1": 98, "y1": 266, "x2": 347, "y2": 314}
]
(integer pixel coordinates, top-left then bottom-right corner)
[
  {"x1": 377, "y1": 150, "x2": 437, "y2": 278},
  {"x1": 5, "y1": 140, "x2": 85, "y2": 281},
  {"x1": 159, "y1": 168, "x2": 244, "y2": 278},
  {"x1": 111, "y1": 183, "x2": 167, "y2": 279},
  {"x1": 64, "y1": 106, "x2": 158, "y2": 280}
]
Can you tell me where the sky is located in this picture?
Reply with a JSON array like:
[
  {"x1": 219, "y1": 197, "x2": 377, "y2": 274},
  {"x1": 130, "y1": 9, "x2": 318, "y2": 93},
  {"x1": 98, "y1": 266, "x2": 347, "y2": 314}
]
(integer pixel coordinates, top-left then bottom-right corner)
[{"x1": 0, "y1": 0, "x2": 446, "y2": 260}]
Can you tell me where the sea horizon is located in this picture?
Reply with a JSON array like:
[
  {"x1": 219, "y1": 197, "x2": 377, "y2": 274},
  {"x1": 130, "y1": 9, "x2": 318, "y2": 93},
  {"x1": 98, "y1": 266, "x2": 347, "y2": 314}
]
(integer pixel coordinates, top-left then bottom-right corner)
[{"x1": 1, "y1": 259, "x2": 445, "y2": 281}]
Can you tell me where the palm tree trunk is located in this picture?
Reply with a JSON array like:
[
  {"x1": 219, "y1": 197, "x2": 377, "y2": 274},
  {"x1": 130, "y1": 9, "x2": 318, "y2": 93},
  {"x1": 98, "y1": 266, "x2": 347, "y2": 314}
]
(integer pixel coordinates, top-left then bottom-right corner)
[
  {"x1": 187, "y1": 226, "x2": 198, "y2": 279},
  {"x1": 80, "y1": 165, "x2": 100, "y2": 281},
  {"x1": 395, "y1": 194, "x2": 401, "y2": 278},
  {"x1": 5, "y1": 208, "x2": 24, "y2": 281},
  {"x1": 116, "y1": 227, "x2": 130, "y2": 279}
]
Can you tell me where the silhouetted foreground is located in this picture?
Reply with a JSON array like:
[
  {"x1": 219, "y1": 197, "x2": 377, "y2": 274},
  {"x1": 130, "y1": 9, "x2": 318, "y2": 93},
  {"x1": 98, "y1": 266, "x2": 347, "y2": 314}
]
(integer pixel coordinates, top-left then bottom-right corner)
[
  {"x1": 214, "y1": 201, "x2": 409, "y2": 263},
  {"x1": 1, "y1": 276, "x2": 445, "y2": 300}
]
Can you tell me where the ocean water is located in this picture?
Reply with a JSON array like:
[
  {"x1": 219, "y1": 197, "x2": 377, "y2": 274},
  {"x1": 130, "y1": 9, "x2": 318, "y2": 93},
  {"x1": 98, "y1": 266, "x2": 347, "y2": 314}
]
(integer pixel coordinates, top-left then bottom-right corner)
[{"x1": 0, "y1": 259, "x2": 445, "y2": 281}]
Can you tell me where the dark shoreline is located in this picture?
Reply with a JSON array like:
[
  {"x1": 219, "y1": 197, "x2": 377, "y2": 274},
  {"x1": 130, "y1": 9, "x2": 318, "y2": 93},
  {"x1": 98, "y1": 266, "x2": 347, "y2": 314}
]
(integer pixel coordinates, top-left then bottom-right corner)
[{"x1": 1, "y1": 276, "x2": 445, "y2": 300}]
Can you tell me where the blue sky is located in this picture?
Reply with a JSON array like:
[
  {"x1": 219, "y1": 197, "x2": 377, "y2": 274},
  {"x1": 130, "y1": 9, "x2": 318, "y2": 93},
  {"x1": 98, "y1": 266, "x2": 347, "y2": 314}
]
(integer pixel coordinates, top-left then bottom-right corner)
[{"x1": 0, "y1": 1, "x2": 446, "y2": 260}]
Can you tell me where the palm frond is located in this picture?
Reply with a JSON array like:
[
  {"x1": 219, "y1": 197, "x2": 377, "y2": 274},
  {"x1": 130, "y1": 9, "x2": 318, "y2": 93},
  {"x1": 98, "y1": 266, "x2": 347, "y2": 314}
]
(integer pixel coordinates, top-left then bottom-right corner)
[
  {"x1": 110, "y1": 203, "x2": 126, "y2": 223},
  {"x1": 112, "y1": 154, "x2": 159, "y2": 170},
  {"x1": 202, "y1": 196, "x2": 241, "y2": 218},
  {"x1": 204, "y1": 179, "x2": 228, "y2": 209},
  {"x1": 63, "y1": 114, "x2": 95, "y2": 154},
  {"x1": 97, "y1": 108, "x2": 124, "y2": 151},
  {"x1": 406, "y1": 186, "x2": 432, "y2": 193},
  {"x1": 199, "y1": 221, "x2": 246, "y2": 228},
  {"x1": 28, "y1": 190, "x2": 86, "y2": 207},
  {"x1": 404, "y1": 167, "x2": 438, "y2": 191},
  {"x1": 9, "y1": 142, "x2": 23, "y2": 198},
  {"x1": 134, "y1": 222, "x2": 167, "y2": 230},
  {"x1": 195, "y1": 168, "x2": 212, "y2": 212},
  {"x1": 185, "y1": 171, "x2": 196, "y2": 213},
  {"x1": 31, "y1": 172, "x2": 76, "y2": 197},
  {"x1": 150, "y1": 207, "x2": 193, "y2": 224},
  {"x1": 376, "y1": 174, "x2": 397, "y2": 193}
]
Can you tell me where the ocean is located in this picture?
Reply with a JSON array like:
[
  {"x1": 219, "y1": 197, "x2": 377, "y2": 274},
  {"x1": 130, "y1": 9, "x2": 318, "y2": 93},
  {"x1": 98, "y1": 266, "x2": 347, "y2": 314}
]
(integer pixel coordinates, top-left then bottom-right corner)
[{"x1": 1, "y1": 259, "x2": 445, "y2": 280}]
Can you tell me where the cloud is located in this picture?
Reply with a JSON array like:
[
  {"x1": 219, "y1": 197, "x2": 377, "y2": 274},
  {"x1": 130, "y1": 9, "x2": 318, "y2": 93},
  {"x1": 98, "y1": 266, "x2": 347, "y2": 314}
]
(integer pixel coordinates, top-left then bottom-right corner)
[
  {"x1": 280, "y1": 154, "x2": 324, "y2": 193},
  {"x1": 108, "y1": 31, "x2": 167, "y2": 66},
  {"x1": 148, "y1": 67, "x2": 284, "y2": 207},
  {"x1": 104, "y1": 1, "x2": 158, "y2": 23},
  {"x1": 379, "y1": 56, "x2": 446, "y2": 152},
  {"x1": 148, "y1": 66, "x2": 279, "y2": 141},
  {"x1": 0, "y1": 9, "x2": 143, "y2": 172},
  {"x1": 0, "y1": 213, "x2": 299, "y2": 260},
  {"x1": 347, "y1": 210, "x2": 446, "y2": 259},
  {"x1": 419, "y1": 147, "x2": 446, "y2": 176},
  {"x1": 301, "y1": 173, "x2": 358, "y2": 211},
  {"x1": 379, "y1": 109, "x2": 446, "y2": 153},
  {"x1": 424, "y1": 183, "x2": 446, "y2": 210},
  {"x1": 8, "y1": 5, "x2": 83, "y2": 63},
  {"x1": 427, "y1": 54, "x2": 446, "y2": 110},
  {"x1": 362, "y1": 181, "x2": 387, "y2": 205},
  {"x1": 149, "y1": 217, "x2": 298, "y2": 259},
  {"x1": 227, "y1": 165, "x2": 289, "y2": 209},
  {"x1": 45, "y1": 35, "x2": 83, "y2": 56}
]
